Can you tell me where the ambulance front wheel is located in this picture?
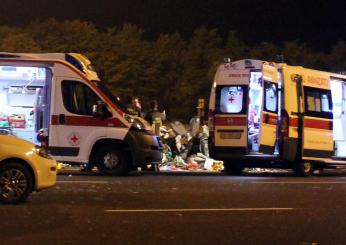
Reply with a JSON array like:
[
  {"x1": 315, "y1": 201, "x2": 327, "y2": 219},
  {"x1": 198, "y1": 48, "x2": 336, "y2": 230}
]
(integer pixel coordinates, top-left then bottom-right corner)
[
  {"x1": 224, "y1": 161, "x2": 244, "y2": 176},
  {"x1": 95, "y1": 146, "x2": 130, "y2": 176},
  {"x1": 293, "y1": 160, "x2": 313, "y2": 177}
]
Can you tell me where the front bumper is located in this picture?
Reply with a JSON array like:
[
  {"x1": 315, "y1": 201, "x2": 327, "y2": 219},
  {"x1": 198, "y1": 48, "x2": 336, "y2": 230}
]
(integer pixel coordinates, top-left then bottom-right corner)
[
  {"x1": 125, "y1": 129, "x2": 163, "y2": 167},
  {"x1": 33, "y1": 156, "x2": 57, "y2": 190}
]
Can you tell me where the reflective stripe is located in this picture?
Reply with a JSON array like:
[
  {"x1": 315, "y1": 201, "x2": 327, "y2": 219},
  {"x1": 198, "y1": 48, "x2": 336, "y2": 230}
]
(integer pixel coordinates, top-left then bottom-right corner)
[
  {"x1": 51, "y1": 115, "x2": 127, "y2": 127},
  {"x1": 214, "y1": 116, "x2": 247, "y2": 126}
]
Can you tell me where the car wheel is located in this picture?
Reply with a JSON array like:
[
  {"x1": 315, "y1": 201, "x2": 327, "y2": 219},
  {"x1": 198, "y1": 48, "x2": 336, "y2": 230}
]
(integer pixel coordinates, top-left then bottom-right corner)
[
  {"x1": 95, "y1": 146, "x2": 129, "y2": 176},
  {"x1": 294, "y1": 161, "x2": 313, "y2": 177},
  {"x1": 0, "y1": 162, "x2": 33, "y2": 204}
]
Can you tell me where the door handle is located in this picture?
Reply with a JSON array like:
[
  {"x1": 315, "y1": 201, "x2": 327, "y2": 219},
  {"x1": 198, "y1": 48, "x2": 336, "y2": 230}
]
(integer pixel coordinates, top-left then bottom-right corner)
[{"x1": 59, "y1": 114, "x2": 65, "y2": 124}]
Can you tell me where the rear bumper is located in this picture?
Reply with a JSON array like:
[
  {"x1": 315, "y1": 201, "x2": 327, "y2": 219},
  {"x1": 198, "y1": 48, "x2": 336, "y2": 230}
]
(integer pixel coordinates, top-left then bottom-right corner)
[
  {"x1": 212, "y1": 146, "x2": 247, "y2": 160},
  {"x1": 212, "y1": 146, "x2": 281, "y2": 167}
]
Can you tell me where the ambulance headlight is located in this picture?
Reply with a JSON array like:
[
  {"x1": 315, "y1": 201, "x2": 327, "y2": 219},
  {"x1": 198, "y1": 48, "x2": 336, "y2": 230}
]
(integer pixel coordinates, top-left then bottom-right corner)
[
  {"x1": 34, "y1": 145, "x2": 52, "y2": 159},
  {"x1": 125, "y1": 114, "x2": 146, "y2": 131},
  {"x1": 124, "y1": 114, "x2": 135, "y2": 123}
]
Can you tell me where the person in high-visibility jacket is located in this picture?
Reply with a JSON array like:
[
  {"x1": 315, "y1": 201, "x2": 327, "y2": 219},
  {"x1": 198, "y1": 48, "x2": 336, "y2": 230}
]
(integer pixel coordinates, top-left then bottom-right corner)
[{"x1": 145, "y1": 100, "x2": 166, "y2": 135}]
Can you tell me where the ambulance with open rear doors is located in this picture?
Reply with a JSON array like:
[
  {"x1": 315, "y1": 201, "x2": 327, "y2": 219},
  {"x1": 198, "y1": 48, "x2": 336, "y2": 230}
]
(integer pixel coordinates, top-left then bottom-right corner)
[{"x1": 209, "y1": 59, "x2": 346, "y2": 176}]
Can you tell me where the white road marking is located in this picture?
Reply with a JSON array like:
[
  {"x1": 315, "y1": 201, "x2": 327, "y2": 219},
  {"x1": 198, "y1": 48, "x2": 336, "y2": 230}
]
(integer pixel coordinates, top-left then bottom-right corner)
[
  {"x1": 104, "y1": 208, "x2": 296, "y2": 213},
  {"x1": 251, "y1": 181, "x2": 346, "y2": 184},
  {"x1": 57, "y1": 181, "x2": 109, "y2": 184}
]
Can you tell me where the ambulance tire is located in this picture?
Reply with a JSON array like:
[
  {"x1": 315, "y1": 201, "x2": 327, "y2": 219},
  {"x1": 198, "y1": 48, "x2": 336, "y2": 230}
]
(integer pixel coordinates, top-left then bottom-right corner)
[
  {"x1": 95, "y1": 146, "x2": 130, "y2": 176},
  {"x1": 224, "y1": 162, "x2": 244, "y2": 176},
  {"x1": 294, "y1": 161, "x2": 313, "y2": 177},
  {"x1": 0, "y1": 162, "x2": 33, "y2": 204}
]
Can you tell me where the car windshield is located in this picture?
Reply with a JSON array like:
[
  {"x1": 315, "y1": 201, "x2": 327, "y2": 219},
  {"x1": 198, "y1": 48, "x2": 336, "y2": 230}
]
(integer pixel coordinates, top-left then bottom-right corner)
[{"x1": 92, "y1": 80, "x2": 129, "y2": 113}]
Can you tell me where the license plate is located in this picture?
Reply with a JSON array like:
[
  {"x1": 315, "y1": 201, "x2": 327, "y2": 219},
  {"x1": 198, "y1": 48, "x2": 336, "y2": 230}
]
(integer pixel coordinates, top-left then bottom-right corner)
[{"x1": 220, "y1": 132, "x2": 242, "y2": 139}]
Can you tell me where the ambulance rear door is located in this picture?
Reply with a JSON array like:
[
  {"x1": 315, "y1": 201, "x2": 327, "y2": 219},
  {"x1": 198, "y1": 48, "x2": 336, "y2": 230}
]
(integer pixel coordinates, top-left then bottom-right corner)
[
  {"x1": 257, "y1": 63, "x2": 280, "y2": 154},
  {"x1": 331, "y1": 78, "x2": 346, "y2": 157},
  {"x1": 213, "y1": 69, "x2": 249, "y2": 158}
]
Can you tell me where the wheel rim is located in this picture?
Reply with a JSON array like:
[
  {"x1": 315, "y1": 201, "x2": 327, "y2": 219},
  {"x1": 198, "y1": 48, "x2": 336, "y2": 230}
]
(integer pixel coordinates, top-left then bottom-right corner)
[
  {"x1": 0, "y1": 169, "x2": 27, "y2": 201},
  {"x1": 303, "y1": 162, "x2": 312, "y2": 173},
  {"x1": 103, "y1": 152, "x2": 120, "y2": 169}
]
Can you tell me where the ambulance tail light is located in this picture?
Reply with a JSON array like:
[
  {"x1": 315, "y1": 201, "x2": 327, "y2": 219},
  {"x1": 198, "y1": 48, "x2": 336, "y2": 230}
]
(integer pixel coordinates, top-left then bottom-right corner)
[
  {"x1": 208, "y1": 109, "x2": 215, "y2": 141},
  {"x1": 208, "y1": 109, "x2": 215, "y2": 132},
  {"x1": 281, "y1": 109, "x2": 289, "y2": 137}
]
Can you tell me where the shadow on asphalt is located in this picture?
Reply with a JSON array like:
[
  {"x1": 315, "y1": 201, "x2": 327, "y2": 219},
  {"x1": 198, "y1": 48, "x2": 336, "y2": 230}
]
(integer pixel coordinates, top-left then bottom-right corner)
[
  {"x1": 242, "y1": 169, "x2": 346, "y2": 178},
  {"x1": 57, "y1": 167, "x2": 346, "y2": 178}
]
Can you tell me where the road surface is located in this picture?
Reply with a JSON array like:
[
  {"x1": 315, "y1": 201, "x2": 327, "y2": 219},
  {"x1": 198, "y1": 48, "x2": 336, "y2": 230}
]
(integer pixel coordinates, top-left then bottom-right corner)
[{"x1": 1, "y1": 169, "x2": 346, "y2": 245}]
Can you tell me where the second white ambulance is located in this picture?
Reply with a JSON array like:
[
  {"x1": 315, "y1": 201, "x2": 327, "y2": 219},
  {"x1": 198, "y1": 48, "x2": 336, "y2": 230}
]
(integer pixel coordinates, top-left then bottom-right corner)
[{"x1": 209, "y1": 59, "x2": 346, "y2": 176}]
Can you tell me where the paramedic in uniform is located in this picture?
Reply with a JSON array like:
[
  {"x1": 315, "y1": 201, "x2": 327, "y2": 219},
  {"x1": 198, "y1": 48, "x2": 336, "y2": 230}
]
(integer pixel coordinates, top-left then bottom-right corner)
[
  {"x1": 127, "y1": 96, "x2": 144, "y2": 117},
  {"x1": 145, "y1": 99, "x2": 166, "y2": 136},
  {"x1": 145, "y1": 100, "x2": 166, "y2": 125}
]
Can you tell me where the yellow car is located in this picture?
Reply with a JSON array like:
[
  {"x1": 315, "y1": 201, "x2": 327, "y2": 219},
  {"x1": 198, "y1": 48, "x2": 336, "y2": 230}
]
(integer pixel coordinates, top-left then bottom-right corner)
[{"x1": 0, "y1": 134, "x2": 57, "y2": 204}]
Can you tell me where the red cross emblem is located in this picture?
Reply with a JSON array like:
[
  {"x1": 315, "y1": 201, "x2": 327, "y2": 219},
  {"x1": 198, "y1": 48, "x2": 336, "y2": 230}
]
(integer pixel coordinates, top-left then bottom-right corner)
[
  {"x1": 68, "y1": 133, "x2": 81, "y2": 146},
  {"x1": 229, "y1": 94, "x2": 236, "y2": 103}
]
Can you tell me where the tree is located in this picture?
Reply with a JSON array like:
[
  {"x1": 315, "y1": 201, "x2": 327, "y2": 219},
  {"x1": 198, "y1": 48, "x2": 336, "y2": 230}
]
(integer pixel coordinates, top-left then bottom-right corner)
[
  {"x1": 249, "y1": 42, "x2": 280, "y2": 61},
  {"x1": 25, "y1": 18, "x2": 100, "y2": 53},
  {"x1": 174, "y1": 27, "x2": 223, "y2": 120},
  {"x1": 0, "y1": 19, "x2": 338, "y2": 120},
  {"x1": 327, "y1": 40, "x2": 346, "y2": 72},
  {"x1": 224, "y1": 30, "x2": 248, "y2": 61},
  {"x1": 281, "y1": 40, "x2": 327, "y2": 69},
  {"x1": 99, "y1": 24, "x2": 159, "y2": 103},
  {"x1": 152, "y1": 33, "x2": 186, "y2": 116},
  {"x1": 0, "y1": 32, "x2": 41, "y2": 52}
]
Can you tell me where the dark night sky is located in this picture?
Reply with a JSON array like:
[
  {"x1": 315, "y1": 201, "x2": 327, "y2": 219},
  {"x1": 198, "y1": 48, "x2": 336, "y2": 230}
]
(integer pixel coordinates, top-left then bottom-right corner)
[{"x1": 1, "y1": 0, "x2": 346, "y2": 51}]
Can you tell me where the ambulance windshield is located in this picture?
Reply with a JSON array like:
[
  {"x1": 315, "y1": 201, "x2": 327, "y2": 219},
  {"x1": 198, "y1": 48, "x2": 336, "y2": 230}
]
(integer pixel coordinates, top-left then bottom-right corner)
[{"x1": 92, "y1": 80, "x2": 129, "y2": 113}]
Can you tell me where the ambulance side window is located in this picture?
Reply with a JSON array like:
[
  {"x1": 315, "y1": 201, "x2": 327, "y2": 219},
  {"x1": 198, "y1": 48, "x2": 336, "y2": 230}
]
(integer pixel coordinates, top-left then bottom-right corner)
[
  {"x1": 304, "y1": 87, "x2": 332, "y2": 119},
  {"x1": 264, "y1": 81, "x2": 278, "y2": 113},
  {"x1": 61, "y1": 81, "x2": 100, "y2": 116}
]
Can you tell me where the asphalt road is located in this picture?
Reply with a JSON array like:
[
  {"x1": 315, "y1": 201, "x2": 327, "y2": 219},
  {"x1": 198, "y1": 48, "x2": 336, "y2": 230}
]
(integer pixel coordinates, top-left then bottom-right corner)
[{"x1": 1, "y1": 169, "x2": 346, "y2": 245}]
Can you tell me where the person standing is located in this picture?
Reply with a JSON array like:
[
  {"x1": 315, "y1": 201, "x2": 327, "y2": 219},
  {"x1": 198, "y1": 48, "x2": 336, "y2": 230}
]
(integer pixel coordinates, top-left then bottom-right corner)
[
  {"x1": 145, "y1": 100, "x2": 166, "y2": 125},
  {"x1": 127, "y1": 96, "x2": 144, "y2": 117},
  {"x1": 145, "y1": 100, "x2": 166, "y2": 135}
]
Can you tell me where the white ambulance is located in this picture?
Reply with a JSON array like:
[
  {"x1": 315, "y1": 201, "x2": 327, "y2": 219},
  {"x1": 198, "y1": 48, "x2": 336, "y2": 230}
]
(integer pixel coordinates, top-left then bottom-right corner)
[
  {"x1": 0, "y1": 53, "x2": 162, "y2": 175},
  {"x1": 209, "y1": 59, "x2": 346, "y2": 176}
]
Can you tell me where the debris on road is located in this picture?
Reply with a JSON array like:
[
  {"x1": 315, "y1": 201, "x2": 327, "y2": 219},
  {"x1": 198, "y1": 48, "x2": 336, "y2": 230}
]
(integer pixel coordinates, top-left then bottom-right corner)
[{"x1": 158, "y1": 118, "x2": 224, "y2": 172}]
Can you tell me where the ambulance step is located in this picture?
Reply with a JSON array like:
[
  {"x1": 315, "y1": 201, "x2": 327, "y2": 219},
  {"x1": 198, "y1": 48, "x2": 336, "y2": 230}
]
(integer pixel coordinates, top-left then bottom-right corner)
[
  {"x1": 247, "y1": 152, "x2": 266, "y2": 155},
  {"x1": 244, "y1": 154, "x2": 279, "y2": 159}
]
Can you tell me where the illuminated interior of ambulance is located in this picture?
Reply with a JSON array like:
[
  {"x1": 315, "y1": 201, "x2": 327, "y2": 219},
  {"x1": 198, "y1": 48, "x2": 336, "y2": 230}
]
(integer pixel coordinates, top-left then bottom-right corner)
[
  {"x1": 247, "y1": 72, "x2": 263, "y2": 152},
  {"x1": 0, "y1": 65, "x2": 50, "y2": 145},
  {"x1": 331, "y1": 79, "x2": 346, "y2": 157}
]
